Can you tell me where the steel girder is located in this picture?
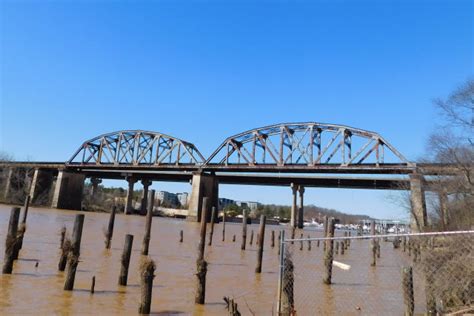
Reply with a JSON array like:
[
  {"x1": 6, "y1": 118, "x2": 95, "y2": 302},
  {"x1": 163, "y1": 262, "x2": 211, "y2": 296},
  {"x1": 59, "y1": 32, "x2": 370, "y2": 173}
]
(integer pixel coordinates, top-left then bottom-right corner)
[
  {"x1": 67, "y1": 130, "x2": 205, "y2": 166},
  {"x1": 205, "y1": 122, "x2": 412, "y2": 167}
]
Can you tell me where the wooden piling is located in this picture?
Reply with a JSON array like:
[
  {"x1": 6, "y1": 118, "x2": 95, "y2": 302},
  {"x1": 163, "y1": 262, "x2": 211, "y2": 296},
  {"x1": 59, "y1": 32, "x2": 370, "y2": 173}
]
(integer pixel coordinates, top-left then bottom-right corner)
[
  {"x1": 335, "y1": 241, "x2": 339, "y2": 255},
  {"x1": 60, "y1": 226, "x2": 66, "y2": 249},
  {"x1": 250, "y1": 230, "x2": 254, "y2": 246},
  {"x1": 91, "y1": 276, "x2": 96, "y2": 294},
  {"x1": 255, "y1": 215, "x2": 266, "y2": 273},
  {"x1": 323, "y1": 217, "x2": 335, "y2": 285},
  {"x1": 179, "y1": 230, "x2": 183, "y2": 243},
  {"x1": 317, "y1": 239, "x2": 320, "y2": 248},
  {"x1": 323, "y1": 216, "x2": 328, "y2": 251},
  {"x1": 241, "y1": 210, "x2": 248, "y2": 250},
  {"x1": 195, "y1": 258, "x2": 208, "y2": 304},
  {"x1": 142, "y1": 190, "x2": 155, "y2": 255},
  {"x1": 299, "y1": 233, "x2": 303, "y2": 251},
  {"x1": 105, "y1": 206, "x2": 116, "y2": 249},
  {"x1": 64, "y1": 214, "x2": 85, "y2": 291},
  {"x1": 277, "y1": 231, "x2": 281, "y2": 255},
  {"x1": 2, "y1": 207, "x2": 21, "y2": 274},
  {"x1": 118, "y1": 234, "x2": 134, "y2": 286},
  {"x1": 340, "y1": 241, "x2": 345, "y2": 255},
  {"x1": 232, "y1": 235, "x2": 236, "y2": 242},
  {"x1": 208, "y1": 206, "x2": 217, "y2": 246},
  {"x1": 402, "y1": 266, "x2": 414, "y2": 316},
  {"x1": 139, "y1": 258, "x2": 156, "y2": 314},
  {"x1": 222, "y1": 211, "x2": 226, "y2": 242},
  {"x1": 307, "y1": 235, "x2": 311, "y2": 251},
  {"x1": 197, "y1": 197, "x2": 210, "y2": 261},
  {"x1": 17, "y1": 195, "x2": 30, "y2": 252},
  {"x1": 370, "y1": 220, "x2": 377, "y2": 267},
  {"x1": 376, "y1": 240, "x2": 381, "y2": 258},
  {"x1": 271, "y1": 230, "x2": 275, "y2": 248},
  {"x1": 58, "y1": 228, "x2": 70, "y2": 271}
]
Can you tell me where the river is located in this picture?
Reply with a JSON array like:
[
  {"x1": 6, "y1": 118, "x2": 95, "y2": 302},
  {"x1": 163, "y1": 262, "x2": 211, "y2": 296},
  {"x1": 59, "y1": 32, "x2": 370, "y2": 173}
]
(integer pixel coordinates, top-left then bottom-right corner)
[{"x1": 0, "y1": 204, "x2": 419, "y2": 315}]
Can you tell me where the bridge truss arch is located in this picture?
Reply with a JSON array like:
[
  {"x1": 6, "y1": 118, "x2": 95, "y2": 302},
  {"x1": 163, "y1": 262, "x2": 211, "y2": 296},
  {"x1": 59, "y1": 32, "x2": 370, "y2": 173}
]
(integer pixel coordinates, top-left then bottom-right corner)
[
  {"x1": 67, "y1": 130, "x2": 205, "y2": 166},
  {"x1": 205, "y1": 122, "x2": 411, "y2": 168}
]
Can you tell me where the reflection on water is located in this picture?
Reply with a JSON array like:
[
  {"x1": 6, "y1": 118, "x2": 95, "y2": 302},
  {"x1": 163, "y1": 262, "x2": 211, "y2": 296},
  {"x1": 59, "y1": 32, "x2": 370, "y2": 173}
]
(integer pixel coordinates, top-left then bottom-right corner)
[{"x1": 0, "y1": 205, "x2": 413, "y2": 315}]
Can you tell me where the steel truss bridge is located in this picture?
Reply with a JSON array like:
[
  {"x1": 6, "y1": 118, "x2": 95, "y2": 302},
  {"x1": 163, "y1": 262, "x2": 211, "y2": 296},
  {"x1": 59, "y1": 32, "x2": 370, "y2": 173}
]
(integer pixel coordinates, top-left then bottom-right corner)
[{"x1": 0, "y1": 122, "x2": 453, "y2": 190}]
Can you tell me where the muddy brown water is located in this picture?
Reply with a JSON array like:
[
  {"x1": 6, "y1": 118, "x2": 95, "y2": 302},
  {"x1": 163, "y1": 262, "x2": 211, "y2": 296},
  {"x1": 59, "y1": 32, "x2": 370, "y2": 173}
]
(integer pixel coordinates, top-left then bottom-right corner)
[{"x1": 0, "y1": 205, "x2": 420, "y2": 315}]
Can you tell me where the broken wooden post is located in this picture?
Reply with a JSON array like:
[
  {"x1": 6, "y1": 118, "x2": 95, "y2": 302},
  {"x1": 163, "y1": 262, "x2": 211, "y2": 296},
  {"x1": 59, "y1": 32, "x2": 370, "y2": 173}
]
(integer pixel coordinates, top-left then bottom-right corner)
[
  {"x1": 58, "y1": 227, "x2": 70, "y2": 271},
  {"x1": 271, "y1": 230, "x2": 275, "y2": 248},
  {"x1": 60, "y1": 226, "x2": 66, "y2": 249},
  {"x1": 195, "y1": 258, "x2": 208, "y2": 304},
  {"x1": 64, "y1": 214, "x2": 85, "y2": 291},
  {"x1": 179, "y1": 230, "x2": 183, "y2": 243},
  {"x1": 340, "y1": 241, "x2": 345, "y2": 255},
  {"x1": 323, "y1": 217, "x2": 335, "y2": 285},
  {"x1": 91, "y1": 276, "x2": 96, "y2": 294},
  {"x1": 222, "y1": 211, "x2": 226, "y2": 242},
  {"x1": 197, "y1": 197, "x2": 210, "y2": 261},
  {"x1": 370, "y1": 220, "x2": 377, "y2": 267},
  {"x1": 249, "y1": 229, "x2": 254, "y2": 246},
  {"x1": 317, "y1": 239, "x2": 320, "y2": 248},
  {"x1": 307, "y1": 235, "x2": 311, "y2": 251},
  {"x1": 118, "y1": 234, "x2": 134, "y2": 286},
  {"x1": 277, "y1": 231, "x2": 281, "y2": 255},
  {"x1": 402, "y1": 266, "x2": 414, "y2": 316},
  {"x1": 139, "y1": 258, "x2": 156, "y2": 314},
  {"x1": 290, "y1": 227, "x2": 295, "y2": 244},
  {"x1": 256, "y1": 233, "x2": 259, "y2": 246},
  {"x1": 232, "y1": 235, "x2": 236, "y2": 242},
  {"x1": 208, "y1": 206, "x2": 217, "y2": 246},
  {"x1": 105, "y1": 206, "x2": 116, "y2": 249},
  {"x1": 2, "y1": 207, "x2": 21, "y2": 274},
  {"x1": 255, "y1": 215, "x2": 266, "y2": 273},
  {"x1": 335, "y1": 241, "x2": 339, "y2": 255},
  {"x1": 299, "y1": 233, "x2": 303, "y2": 251},
  {"x1": 142, "y1": 190, "x2": 155, "y2": 255}
]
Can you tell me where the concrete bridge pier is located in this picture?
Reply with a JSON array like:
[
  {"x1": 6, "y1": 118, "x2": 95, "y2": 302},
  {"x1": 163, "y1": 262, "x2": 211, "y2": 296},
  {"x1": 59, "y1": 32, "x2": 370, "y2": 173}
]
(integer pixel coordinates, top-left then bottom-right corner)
[
  {"x1": 409, "y1": 174, "x2": 427, "y2": 232},
  {"x1": 2, "y1": 168, "x2": 14, "y2": 201},
  {"x1": 90, "y1": 178, "x2": 102, "y2": 197},
  {"x1": 125, "y1": 177, "x2": 137, "y2": 215},
  {"x1": 51, "y1": 170, "x2": 85, "y2": 210},
  {"x1": 29, "y1": 168, "x2": 55, "y2": 205},
  {"x1": 438, "y1": 189, "x2": 449, "y2": 229},
  {"x1": 187, "y1": 172, "x2": 218, "y2": 222},
  {"x1": 290, "y1": 183, "x2": 298, "y2": 228},
  {"x1": 297, "y1": 185, "x2": 305, "y2": 229},
  {"x1": 140, "y1": 179, "x2": 152, "y2": 214}
]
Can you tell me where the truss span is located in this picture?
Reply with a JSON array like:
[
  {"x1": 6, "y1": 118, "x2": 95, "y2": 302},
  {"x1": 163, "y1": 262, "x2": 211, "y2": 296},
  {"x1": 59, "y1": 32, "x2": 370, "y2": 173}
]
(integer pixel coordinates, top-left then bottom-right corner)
[
  {"x1": 67, "y1": 130, "x2": 205, "y2": 166},
  {"x1": 205, "y1": 122, "x2": 411, "y2": 167}
]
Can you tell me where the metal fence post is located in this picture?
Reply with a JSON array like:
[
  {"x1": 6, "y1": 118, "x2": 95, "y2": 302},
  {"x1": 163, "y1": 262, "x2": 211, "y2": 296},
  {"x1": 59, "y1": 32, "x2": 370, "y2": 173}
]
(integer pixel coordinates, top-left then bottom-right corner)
[{"x1": 277, "y1": 230, "x2": 286, "y2": 315}]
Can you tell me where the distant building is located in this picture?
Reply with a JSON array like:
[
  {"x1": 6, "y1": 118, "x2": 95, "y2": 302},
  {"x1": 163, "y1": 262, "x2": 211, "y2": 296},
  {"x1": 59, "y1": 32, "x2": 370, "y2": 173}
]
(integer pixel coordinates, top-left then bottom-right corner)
[
  {"x1": 156, "y1": 191, "x2": 178, "y2": 207},
  {"x1": 176, "y1": 192, "x2": 189, "y2": 207},
  {"x1": 219, "y1": 198, "x2": 236, "y2": 210},
  {"x1": 246, "y1": 201, "x2": 261, "y2": 212}
]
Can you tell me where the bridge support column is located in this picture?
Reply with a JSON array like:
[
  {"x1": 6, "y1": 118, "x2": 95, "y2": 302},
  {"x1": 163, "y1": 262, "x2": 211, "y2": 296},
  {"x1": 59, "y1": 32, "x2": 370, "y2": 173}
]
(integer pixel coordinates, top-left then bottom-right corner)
[
  {"x1": 51, "y1": 170, "x2": 85, "y2": 210},
  {"x1": 188, "y1": 172, "x2": 218, "y2": 222},
  {"x1": 438, "y1": 189, "x2": 449, "y2": 229},
  {"x1": 298, "y1": 186, "x2": 305, "y2": 229},
  {"x1": 2, "y1": 168, "x2": 13, "y2": 202},
  {"x1": 409, "y1": 174, "x2": 427, "y2": 232},
  {"x1": 140, "y1": 179, "x2": 152, "y2": 215},
  {"x1": 125, "y1": 177, "x2": 137, "y2": 215},
  {"x1": 29, "y1": 168, "x2": 55, "y2": 205},
  {"x1": 90, "y1": 178, "x2": 102, "y2": 197},
  {"x1": 290, "y1": 183, "x2": 298, "y2": 228}
]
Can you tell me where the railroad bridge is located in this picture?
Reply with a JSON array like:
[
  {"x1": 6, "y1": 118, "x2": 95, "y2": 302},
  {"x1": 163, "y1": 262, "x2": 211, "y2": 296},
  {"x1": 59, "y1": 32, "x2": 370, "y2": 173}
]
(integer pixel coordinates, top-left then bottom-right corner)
[{"x1": 0, "y1": 122, "x2": 450, "y2": 230}]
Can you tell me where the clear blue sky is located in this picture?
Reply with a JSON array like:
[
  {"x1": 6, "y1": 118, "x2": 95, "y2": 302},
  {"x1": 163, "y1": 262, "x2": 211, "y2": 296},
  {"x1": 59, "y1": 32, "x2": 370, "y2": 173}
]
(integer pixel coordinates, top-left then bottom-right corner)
[{"x1": 0, "y1": 0, "x2": 472, "y2": 219}]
